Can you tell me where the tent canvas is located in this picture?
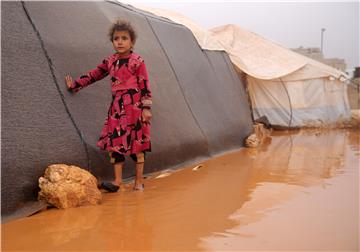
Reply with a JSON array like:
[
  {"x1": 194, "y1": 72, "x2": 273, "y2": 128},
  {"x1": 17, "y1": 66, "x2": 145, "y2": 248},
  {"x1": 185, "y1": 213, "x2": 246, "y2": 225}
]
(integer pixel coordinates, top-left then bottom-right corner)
[{"x1": 211, "y1": 24, "x2": 350, "y2": 127}]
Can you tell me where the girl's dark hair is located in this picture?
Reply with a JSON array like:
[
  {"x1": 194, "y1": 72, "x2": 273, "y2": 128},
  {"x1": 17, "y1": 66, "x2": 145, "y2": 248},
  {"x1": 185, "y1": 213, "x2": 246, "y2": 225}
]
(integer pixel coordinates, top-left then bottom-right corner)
[{"x1": 108, "y1": 19, "x2": 137, "y2": 43}]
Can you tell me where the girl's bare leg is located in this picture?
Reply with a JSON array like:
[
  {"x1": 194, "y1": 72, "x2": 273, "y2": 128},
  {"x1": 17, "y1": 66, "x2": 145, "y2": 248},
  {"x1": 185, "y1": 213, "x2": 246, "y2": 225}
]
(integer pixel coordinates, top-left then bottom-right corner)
[
  {"x1": 113, "y1": 162, "x2": 124, "y2": 186},
  {"x1": 134, "y1": 162, "x2": 144, "y2": 190}
]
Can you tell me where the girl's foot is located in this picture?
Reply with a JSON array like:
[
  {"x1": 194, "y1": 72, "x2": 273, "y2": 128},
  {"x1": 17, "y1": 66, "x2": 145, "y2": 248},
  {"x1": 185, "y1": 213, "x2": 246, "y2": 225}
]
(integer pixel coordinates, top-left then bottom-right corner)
[
  {"x1": 133, "y1": 183, "x2": 144, "y2": 191},
  {"x1": 100, "y1": 181, "x2": 121, "y2": 192}
]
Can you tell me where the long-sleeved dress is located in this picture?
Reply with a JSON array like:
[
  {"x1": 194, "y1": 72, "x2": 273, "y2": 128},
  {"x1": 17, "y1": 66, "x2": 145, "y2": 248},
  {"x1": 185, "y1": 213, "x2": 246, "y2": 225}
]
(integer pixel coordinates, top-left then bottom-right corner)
[{"x1": 69, "y1": 52, "x2": 152, "y2": 156}]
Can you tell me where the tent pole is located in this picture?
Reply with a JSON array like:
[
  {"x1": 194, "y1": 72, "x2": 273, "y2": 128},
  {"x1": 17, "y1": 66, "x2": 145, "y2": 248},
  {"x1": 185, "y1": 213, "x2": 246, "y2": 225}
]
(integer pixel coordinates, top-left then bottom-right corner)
[
  {"x1": 279, "y1": 78, "x2": 293, "y2": 128},
  {"x1": 242, "y1": 73, "x2": 255, "y2": 122}
]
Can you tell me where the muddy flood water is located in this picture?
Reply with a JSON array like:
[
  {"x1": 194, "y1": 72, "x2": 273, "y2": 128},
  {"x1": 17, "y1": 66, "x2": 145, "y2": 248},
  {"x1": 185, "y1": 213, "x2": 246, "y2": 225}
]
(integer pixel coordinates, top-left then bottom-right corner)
[{"x1": 1, "y1": 129, "x2": 359, "y2": 251}]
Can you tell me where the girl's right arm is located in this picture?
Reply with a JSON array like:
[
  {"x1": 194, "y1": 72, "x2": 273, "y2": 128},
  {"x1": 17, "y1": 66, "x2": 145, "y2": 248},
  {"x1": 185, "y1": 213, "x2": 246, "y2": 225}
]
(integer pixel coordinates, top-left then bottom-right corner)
[{"x1": 65, "y1": 58, "x2": 109, "y2": 93}]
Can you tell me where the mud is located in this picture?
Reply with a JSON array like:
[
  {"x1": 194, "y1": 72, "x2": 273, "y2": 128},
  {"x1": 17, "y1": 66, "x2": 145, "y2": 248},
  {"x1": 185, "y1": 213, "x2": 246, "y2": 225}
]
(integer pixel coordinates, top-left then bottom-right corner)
[{"x1": 2, "y1": 129, "x2": 359, "y2": 251}]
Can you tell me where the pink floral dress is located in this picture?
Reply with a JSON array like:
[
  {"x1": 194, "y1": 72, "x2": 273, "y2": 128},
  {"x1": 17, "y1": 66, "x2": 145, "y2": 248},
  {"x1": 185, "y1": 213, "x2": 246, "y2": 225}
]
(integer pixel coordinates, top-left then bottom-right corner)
[{"x1": 69, "y1": 52, "x2": 152, "y2": 156}]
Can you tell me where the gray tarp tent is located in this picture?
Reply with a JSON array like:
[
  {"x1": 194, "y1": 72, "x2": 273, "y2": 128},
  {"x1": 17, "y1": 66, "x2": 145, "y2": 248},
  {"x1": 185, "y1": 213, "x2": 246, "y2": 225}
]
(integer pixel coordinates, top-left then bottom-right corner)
[{"x1": 1, "y1": 1, "x2": 253, "y2": 219}]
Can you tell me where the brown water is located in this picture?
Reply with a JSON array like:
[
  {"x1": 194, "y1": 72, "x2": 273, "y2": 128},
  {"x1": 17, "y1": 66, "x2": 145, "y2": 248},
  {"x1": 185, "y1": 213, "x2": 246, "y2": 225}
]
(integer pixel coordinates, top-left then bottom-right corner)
[{"x1": 2, "y1": 129, "x2": 359, "y2": 251}]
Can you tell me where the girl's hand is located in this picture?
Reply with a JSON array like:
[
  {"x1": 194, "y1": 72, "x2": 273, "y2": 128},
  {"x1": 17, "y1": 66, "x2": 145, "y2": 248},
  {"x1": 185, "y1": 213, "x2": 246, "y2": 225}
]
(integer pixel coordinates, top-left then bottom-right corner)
[
  {"x1": 142, "y1": 109, "x2": 152, "y2": 123},
  {"x1": 65, "y1": 75, "x2": 73, "y2": 90}
]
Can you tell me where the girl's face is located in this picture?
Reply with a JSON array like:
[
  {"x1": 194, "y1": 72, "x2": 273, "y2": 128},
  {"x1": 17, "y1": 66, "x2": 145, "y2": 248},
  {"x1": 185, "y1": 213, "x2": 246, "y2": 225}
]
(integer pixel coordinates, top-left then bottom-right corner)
[{"x1": 112, "y1": 30, "x2": 134, "y2": 56}]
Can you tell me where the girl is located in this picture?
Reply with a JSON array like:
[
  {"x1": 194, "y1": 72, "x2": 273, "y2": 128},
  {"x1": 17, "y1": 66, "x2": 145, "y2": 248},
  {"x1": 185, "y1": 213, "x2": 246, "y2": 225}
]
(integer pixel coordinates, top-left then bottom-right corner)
[{"x1": 65, "y1": 19, "x2": 152, "y2": 191}]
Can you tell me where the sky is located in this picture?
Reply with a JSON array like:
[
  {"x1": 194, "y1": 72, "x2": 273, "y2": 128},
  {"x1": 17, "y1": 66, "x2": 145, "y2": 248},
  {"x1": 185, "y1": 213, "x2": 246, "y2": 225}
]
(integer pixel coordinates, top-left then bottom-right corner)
[{"x1": 120, "y1": 0, "x2": 359, "y2": 72}]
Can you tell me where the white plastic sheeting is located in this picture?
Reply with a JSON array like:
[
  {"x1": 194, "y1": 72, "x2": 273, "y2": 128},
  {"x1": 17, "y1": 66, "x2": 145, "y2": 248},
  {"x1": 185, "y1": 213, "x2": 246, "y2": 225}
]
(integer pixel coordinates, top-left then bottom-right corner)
[
  {"x1": 247, "y1": 77, "x2": 350, "y2": 127},
  {"x1": 211, "y1": 24, "x2": 348, "y2": 81}
]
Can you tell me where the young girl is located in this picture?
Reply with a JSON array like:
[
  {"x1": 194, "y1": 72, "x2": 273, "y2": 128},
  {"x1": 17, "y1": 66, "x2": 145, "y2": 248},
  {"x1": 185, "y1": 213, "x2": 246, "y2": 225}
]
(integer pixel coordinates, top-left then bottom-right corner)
[{"x1": 65, "y1": 19, "x2": 152, "y2": 191}]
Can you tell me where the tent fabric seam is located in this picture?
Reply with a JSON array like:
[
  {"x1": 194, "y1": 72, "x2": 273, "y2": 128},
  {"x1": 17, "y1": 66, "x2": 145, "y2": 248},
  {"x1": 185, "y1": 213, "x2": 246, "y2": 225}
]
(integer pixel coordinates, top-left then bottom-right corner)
[
  {"x1": 21, "y1": 1, "x2": 91, "y2": 170},
  {"x1": 143, "y1": 15, "x2": 210, "y2": 150},
  {"x1": 221, "y1": 52, "x2": 249, "y2": 101}
]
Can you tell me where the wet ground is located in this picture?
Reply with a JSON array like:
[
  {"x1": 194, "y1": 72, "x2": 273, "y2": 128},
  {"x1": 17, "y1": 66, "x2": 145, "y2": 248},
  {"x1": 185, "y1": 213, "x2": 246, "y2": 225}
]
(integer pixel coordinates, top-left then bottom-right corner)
[{"x1": 1, "y1": 129, "x2": 359, "y2": 251}]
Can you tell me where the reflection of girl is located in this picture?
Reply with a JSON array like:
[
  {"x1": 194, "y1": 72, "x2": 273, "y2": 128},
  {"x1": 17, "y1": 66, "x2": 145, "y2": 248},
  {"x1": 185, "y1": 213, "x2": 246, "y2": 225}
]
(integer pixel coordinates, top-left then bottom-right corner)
[{"x1": 65, "y1": 19, "x2": 152, "y2": 191}]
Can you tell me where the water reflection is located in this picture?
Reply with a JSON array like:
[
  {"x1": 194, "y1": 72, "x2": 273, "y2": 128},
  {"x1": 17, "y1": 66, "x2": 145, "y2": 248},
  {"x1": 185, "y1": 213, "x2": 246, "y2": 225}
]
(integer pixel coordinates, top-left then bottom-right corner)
[
  {"x1": 200, "y1": 129, "x2": 359, "y2": 251},
  {"x1": 247, "y1": 129, "x2": 348, "y2": 186}
]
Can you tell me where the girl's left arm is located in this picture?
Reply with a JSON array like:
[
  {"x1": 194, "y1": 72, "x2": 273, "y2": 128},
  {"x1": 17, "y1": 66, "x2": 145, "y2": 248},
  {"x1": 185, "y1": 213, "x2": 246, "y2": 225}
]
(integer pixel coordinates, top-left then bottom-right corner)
[{"x1": 137, "y1": 61, "x2": 152, "y2": 110}]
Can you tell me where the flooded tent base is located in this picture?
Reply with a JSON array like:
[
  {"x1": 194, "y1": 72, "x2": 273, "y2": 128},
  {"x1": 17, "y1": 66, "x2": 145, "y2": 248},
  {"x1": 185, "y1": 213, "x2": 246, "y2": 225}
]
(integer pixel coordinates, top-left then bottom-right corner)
[{"x1": 2, "y1": 129, "x2": 359, "y2": 251}]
